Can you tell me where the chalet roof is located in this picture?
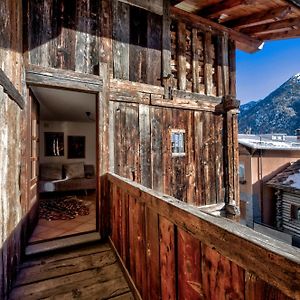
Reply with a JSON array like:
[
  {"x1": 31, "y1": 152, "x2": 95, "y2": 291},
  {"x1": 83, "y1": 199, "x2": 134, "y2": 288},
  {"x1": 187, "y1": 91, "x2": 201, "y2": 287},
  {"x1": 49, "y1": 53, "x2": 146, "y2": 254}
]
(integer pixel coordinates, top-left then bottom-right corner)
[
  {"x1": 172, "y1": 0, "x2": 300, "y2": 52},
  {"x1": 238, "y1": 134, "x2": 300, "y2": 150},
  {"x1": 267, "y1": 159, "x2": 300, "y2": 191}
]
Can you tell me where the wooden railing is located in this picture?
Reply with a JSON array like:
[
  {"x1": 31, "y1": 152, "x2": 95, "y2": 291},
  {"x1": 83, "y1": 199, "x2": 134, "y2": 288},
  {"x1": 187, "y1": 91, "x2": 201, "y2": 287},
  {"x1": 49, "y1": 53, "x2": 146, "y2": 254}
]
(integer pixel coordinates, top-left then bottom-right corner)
[{"x1": 103, "y1": 173, "x2": 300, "y2": 300}]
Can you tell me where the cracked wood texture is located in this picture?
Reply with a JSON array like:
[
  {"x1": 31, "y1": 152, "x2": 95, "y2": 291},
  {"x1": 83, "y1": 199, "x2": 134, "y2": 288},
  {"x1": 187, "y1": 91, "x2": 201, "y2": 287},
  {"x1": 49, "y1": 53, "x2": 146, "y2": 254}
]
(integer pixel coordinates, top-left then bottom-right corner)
[
  {"x1": 106, "y1": 173, "x2": 299, "y2": 300},
  {"x1": 9, "y1": 242, "x2": 135, "y2": 300}
]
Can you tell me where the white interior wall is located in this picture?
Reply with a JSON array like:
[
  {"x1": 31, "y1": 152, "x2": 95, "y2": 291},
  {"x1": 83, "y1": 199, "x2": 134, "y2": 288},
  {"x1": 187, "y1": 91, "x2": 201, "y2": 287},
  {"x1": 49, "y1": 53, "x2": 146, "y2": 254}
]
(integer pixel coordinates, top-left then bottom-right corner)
[{"x1": 40, "y1": 121, "x2": 96, "y2": 167}]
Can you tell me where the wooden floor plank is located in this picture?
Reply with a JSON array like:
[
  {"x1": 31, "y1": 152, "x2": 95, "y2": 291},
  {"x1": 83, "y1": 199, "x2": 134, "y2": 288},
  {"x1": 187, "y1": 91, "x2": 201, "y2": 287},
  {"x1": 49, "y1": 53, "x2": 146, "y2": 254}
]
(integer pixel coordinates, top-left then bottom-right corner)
[
  {"x1": 10, "y1": 263, "x2": 124, "y2": 299},
  {"x1": 45, "y1": 277, "x2": 130, "y2": 300},
  {"x1": 9, "y1": 242, "x2": 135, "y2": 300},
  {"x1": 21, "y1": 242, "x2": 110, "y2": 269},
  {"x1": 14, "y1": 251, "x2": 117, "y2": 287},
  {"x1": 108, "y1": 292, "x2": 135, "y2": 300}
]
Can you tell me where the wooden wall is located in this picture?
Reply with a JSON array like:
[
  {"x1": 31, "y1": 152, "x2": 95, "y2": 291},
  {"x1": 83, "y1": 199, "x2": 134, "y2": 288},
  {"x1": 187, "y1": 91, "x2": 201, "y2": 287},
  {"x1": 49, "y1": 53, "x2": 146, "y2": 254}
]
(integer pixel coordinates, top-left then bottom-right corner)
[
  {"x1": 111, "y1": 100, "x2": 225, "y2": 205},
  {"x1": 0, "y1": 1, "x2": 33, "y2": 299},
  {"x1": 107, "y1": 173, "x2": 299, "y2": 300},
  {"x1": 25, "y1": 0, "x2": 102, "y2": 74}
]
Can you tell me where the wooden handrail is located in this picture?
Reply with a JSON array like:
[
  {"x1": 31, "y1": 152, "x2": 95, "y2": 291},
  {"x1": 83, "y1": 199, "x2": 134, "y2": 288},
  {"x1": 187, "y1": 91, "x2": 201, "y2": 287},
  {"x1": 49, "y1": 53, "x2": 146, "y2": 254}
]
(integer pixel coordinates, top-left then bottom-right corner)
[{"x1": 105, "y1": 173, "x2": 300, "y2": 299}]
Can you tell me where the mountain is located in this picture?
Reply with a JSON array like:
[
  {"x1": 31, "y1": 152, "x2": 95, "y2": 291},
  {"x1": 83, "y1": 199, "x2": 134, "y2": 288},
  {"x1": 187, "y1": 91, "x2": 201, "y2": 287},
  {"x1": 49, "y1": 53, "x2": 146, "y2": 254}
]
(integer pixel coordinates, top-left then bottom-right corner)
[{"x1": 239, "y1": 73, "x2": 300, "y2": 135}]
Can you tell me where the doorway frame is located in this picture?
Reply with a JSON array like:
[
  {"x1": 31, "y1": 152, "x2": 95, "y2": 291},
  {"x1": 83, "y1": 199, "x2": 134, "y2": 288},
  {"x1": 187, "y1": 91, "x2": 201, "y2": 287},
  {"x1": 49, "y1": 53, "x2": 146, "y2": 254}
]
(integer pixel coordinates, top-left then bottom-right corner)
[{"x1": 25, "y1": 64, "x2": 107, "y2": 239}]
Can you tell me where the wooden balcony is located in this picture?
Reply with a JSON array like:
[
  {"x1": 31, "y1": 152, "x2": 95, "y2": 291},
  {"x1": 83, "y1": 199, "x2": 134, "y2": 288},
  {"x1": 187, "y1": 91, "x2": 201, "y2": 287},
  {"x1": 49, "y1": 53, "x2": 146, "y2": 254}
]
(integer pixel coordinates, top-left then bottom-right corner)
[{"x1": 103, "y1": 173, "x2": 300, "y2": 300}]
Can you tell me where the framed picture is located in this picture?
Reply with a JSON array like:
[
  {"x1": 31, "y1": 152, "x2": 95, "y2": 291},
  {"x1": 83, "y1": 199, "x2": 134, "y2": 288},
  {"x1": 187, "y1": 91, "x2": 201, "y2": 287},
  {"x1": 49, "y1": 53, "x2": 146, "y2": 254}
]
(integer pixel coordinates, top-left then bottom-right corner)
[
  {"x1": 44, "y1": 132, "x2": 64, "y2": 156},
  {"x1": 68, "y1": 136, "x2": 85, "y2": 159}
]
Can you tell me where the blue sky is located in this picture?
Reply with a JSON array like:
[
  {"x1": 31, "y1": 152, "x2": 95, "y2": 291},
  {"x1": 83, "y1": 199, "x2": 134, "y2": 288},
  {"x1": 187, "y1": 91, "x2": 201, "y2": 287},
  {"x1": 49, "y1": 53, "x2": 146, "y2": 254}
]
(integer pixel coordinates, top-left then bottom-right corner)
[{"x1": 236, "y1": 38, "x2": 300, "y2": 104}]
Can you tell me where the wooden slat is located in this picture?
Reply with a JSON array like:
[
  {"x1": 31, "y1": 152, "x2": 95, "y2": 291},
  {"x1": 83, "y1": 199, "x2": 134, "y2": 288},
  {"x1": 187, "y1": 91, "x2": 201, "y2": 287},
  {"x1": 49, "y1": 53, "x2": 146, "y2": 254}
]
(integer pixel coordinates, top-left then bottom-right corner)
[
  {"x1": 177, "y1": 229, "x2": 202, "y2": 300},
  {"x1": 145, "y1": 208, "x2": 160, "y2": 299},
  {"x1": 241, "y1": 17, "x2": 300, "y2": 35},
  {"x1": 178, "y1": 22, "x2": 187, "y2": 90},
  {"x1": 170, "y1": 6, "x2": 263, "y2": 53},
  {"x1": 224, "y1": 6, "x2": 293, "y2": 29},
  {"x1": 162, "y1": 0, "x2": 172, "y2": 78},
  {"x1": 159, "y1": 216, "x2": 176, "y2": 299},
  {"x1": 118, "y1": 0, "x2": 163, "y2": 15},
  {"x1": 201, "y1": 244, "x2": 245, "y2": 300},
  {"x1": 147, "y1": 12, "x2": 162, "y2": 85},
  {"x1": 139, "y1": 104, "x2": 152, "y2": 188},
  {"x1": 245, "y1": 272, "x2": 292, "y2": 300},
  {"x1": 192, "y1": 28, "x2": 200, "y2": 93},
  {"x1": 112, "y1": 0, "x2": 130, "y2": 80},
  {"x1": 203, "y1": 32, "x2": 213, "y2": 96},
  {"x1": 0, "y1": 68, "x2": 24, "y2": 109},
  {"x1": 151, "y1": 107, "x2": 164, "y2": 192},
  {"x1": 256, "y1": 28, "x2": 300, "y2": 40},
  {"x1": 198, "y1": 0, "x2": 253, "y2": 19}
]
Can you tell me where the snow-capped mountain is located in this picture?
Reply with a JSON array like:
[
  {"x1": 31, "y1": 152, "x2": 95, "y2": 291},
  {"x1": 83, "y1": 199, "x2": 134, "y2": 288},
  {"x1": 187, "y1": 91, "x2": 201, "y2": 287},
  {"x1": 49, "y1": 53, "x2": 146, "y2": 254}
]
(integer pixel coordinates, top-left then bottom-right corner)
[{"x1": 239, "y1": 73, "x2": 300, "y2": 135}]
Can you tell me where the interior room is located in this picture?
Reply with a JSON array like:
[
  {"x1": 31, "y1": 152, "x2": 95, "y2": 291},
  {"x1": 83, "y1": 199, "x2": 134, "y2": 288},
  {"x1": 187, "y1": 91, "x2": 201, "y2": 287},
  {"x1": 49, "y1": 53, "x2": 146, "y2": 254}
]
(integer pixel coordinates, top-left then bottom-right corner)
[{"x1": 28, "y1": 86, "x2": 97, "y2": 243}]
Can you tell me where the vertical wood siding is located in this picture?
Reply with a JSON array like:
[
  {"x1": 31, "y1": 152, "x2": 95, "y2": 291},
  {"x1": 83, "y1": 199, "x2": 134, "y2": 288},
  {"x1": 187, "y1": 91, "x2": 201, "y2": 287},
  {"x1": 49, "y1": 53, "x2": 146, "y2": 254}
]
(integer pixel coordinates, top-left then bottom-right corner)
[
  {"x1": 26, "y1": 0, "x2": 101, "y2": 74},
  {"x1": 111, "y1": 102, "x2": 225, "y2": 206},
  {"x1": 107, "y1": 174, "x2": 297, "y2": 300}
]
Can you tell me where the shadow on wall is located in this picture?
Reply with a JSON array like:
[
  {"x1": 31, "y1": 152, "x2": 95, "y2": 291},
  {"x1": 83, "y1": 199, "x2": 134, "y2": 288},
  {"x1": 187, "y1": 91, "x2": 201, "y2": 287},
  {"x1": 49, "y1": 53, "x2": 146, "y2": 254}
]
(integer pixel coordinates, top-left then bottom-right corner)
[
  {"x1": 0, "y1": 201, "x2": 39, "y2": 300},
  {"x1": 0, "y1": 1, "x2": 164, "y2": 53}
]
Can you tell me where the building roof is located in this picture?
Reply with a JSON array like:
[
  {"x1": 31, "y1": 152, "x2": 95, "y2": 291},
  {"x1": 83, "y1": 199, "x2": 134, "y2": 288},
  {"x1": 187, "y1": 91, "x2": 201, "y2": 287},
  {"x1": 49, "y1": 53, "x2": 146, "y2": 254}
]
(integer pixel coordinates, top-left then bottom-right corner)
[
  {"x1": 172, "y1": 0, "x2": 300, "y2": 53},
  {"x1": 267, "y1": 159, "x2": 300, "y2": 192},
  {"x1": 238, "y1": 134, "x2": 300, "y2": 151}
]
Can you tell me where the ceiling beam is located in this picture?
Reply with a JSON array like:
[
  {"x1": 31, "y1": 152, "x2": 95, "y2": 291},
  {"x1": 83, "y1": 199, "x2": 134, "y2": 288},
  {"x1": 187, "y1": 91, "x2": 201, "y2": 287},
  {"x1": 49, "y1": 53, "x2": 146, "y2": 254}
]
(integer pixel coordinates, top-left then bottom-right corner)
[
  {"x1": 257, "y1": 28, "x2": 300, "y2": 40},
  {"x1": 223, "y1": 6, "x2": 293, "y2": 29},
  {"x1": 170, "y1": 6, "x2": 263, "y2": 53},
  {"x1": 241, "y1": 17, "x2": 300, "y2": 35},
  {"x1": 197, "y1": 0, "x2": 255, "y2": 18}
]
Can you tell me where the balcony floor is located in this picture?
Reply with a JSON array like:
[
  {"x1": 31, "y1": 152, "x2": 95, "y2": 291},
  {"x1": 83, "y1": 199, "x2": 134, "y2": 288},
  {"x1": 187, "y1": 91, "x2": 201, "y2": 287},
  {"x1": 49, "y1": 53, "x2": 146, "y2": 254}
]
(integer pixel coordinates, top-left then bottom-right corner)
[{"x1": 9, "y1": 242, "x2": 134, "y2": 300}]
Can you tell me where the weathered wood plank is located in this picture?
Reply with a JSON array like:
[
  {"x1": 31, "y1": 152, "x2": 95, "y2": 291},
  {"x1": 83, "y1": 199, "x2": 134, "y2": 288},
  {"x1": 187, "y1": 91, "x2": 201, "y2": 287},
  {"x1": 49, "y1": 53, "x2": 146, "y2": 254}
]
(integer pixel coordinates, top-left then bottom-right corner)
[
  {"x1": 147, "y1": 12, "x2": 162, "y2": 85},
  {"x1": 192, "y1": 28, "x2": 200, "y2": 93},
  {"x1": 113, "y1": 0, "x2": 130, "y2": 80},
  {"x1": 26, "y1": 65, "x2": 102, "y2": 92},
  {"x1": 178, "y1": 22, "x2": 187, "y2": 90},
  {"x1": 204, "y1": 32, "x2": 213, "y2": 96},
  {"x1": 151, "y1": 107, "x2": 164, "y2": 192},
  {"x1": 245, "y1": 272, "x2": 292, "y2": 300},
  {"x1": 129, "y1": 6, "x2": 147, "y2": 83},
  {"x1": 162, "y1": 0, "x2": 171, "y2": 78},
  {"x1": 177, "y1": 229, "x2": 203, "y2": 300},
  {"x1": 14, "y1": 250, "x2": 117, "y2": 287},
  {"x1": 139, "y1": 104, "x2": 152, "y2": 188},
  {"x1": 118, "y1": 0, "x2": 163, "y2": 15},
  {"x1": 202, "y1": 244, "x2": 245, "y2": 300},
  {"x1": 10, "y1": 263, "x2": 125, "y2": 300},
  {"x1": 159, "y1": 216, "x2": 176, "y2": 300},
  {"x1": 145, "y1": 208, "x2": 160, "y2": 299}
]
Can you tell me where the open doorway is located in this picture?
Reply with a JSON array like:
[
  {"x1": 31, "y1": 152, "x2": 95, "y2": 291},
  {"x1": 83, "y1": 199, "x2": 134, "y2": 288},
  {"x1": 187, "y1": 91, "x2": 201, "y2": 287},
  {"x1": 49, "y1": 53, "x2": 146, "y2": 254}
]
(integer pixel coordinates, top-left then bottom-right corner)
[{"x1": 28, "y1": 86, "x2": 98, "y2": 244}]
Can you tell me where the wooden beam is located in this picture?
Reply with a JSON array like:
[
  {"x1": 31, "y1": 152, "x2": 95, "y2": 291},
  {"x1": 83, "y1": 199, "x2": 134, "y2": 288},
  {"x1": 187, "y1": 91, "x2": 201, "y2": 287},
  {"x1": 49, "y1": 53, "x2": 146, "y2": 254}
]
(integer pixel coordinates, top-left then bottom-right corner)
[
  {"x1": 118, "y1": 0, "x2": 163, "y2": 15},
  {"x1": 170, "y1": 7, "x2": 263, "y2": 53},
  {"x1": 241, "y1": 17, "x2": 300, "y2": 35},
  {"x1": 0, "y1": 68, "x2": 24, "y2": 109},
  {"x1": 198, "y1": 0, "x2": 254, "y2": 18},
  {"x1": 26, "y1": 65, "x2": 102, "y2": 92},
  {"x1": 223, "y1": 6, "x2": 293, "y2": 29},
  {"x1": 107, "y1": 172, "x2": 300, "y2": 300},
  {"x1": 257, "y1": 28, "x2": 300, "y2": 40}
]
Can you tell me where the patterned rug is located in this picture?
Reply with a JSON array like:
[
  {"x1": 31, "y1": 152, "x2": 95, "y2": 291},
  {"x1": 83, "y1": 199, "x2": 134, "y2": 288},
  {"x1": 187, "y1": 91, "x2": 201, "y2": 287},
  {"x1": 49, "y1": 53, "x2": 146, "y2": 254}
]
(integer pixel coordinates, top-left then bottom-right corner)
[{"x1": 39, "y1": 196, "x2": 90, "y2": 221}]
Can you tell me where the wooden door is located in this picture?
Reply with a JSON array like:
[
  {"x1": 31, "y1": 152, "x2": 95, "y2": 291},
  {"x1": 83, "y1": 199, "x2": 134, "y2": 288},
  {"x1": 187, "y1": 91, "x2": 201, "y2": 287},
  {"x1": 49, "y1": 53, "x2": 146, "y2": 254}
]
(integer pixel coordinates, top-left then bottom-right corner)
[{"x1": 28, "y1": 92, "x2": 40, "y2": 230}]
